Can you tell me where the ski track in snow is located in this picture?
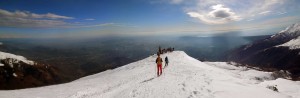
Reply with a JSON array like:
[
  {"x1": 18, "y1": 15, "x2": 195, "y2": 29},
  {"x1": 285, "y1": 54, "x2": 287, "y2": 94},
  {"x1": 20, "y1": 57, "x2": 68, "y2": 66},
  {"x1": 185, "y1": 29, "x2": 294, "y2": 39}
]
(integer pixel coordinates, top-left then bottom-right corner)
[{"x1": 0, "y1": 51, "x2": 299, "y2": 98}]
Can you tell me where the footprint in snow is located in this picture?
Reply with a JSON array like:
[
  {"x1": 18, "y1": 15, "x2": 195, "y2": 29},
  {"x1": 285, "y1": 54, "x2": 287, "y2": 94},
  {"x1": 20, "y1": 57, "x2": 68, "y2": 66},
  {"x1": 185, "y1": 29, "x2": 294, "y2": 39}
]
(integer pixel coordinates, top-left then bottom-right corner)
[{"x1": 68, "y1": 88, "x2": 97, "y2": 98}]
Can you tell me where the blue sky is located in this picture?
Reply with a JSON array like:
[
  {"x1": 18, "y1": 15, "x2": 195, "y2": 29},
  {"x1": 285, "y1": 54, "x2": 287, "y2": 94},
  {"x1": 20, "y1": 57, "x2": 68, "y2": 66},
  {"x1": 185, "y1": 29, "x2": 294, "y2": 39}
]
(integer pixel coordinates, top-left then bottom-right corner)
[{"x1": 0, "y1": 0, "x2": 300, "y2": 38}]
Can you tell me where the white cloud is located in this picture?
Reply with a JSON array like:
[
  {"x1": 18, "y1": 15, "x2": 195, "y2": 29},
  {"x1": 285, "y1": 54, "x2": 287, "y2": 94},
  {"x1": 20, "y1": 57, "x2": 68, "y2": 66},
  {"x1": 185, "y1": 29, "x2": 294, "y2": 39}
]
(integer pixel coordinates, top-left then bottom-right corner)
[
  {"x1": 78, "y1": 23, "x2": 115, "y2": 28},
  {"x1": 258, "y1": 11, "x2": 271, "y2": 15},
  {"x1": 0, "y1": 16, "x2": 68, "y2": 28},
  {"x1": 187, "y1": 4, "x2": 241, "y2": 24},
  {"x1": 246, "y1": 19, "x2": 255, "y2": 21},
  {"x1": 0, "y1": 9, "x2": 73, "y2": 28},
  {"x1": 42, "y1": 13, "x2": 74, "y2": 19},
  {"x1": 77, "y1": 23, "x2": 138, "y2": 28},
  {"x1": 170, "y1": 0, "x2": 184, "y2": 4},
  {"x1": 277, "y1": 11, "x2": 287, "y2": 15},
  {"x1": 168, "y1": 0, "x2": 287, "y2": 25},
  {"x1": 85, "y1": 18, "x2": 95, "y2": 21},
  {"x1": 187, "y1": 12, "x2": 224, "y2": 24},
  {"x1": 0, "y1": 9, "x2": 73, "y2": 19}
]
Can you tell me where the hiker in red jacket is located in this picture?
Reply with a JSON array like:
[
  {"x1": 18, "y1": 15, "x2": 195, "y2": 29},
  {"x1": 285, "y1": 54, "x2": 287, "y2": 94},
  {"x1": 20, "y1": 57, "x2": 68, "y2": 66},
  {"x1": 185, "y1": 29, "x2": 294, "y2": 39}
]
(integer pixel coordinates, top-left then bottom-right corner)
[{"x1": 156, "y1": 52, "x2": 163, "y2": 76}]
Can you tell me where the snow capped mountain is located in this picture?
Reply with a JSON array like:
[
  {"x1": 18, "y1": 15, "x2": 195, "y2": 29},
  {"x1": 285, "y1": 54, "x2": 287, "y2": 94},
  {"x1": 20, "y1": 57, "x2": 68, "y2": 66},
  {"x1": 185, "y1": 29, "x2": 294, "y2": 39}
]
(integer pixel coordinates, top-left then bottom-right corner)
[
  {"x1": 240, "y1": 23, "x2": 300, "y2": 52},
  {"x1": 0, "y1": 51, "x2": 299, "y2": 98},
  {"x1": 279, "y1": 23, "x2": 300, "y2": 35},
  {"x1": 228, "y1": 23, "x2": 300, "y2": 80},
  {"x1": 0, "y1": 51, "x2": 64, "y2": 89},
  {"x1": 278, "y1": 36, "x2": 300, "y2": 50},
  {"x1": 273, "y1": 23, "x2": 300, "y2": 50},
  {"x1": 271, "y1": 23, "x2": 300, "y2": 39},
  {"x1": 0, "y1": 42, "x2": 32, "y2": 65},
  {"x1": 0, "y1": 51, "x2": 34, "y2": 66}
]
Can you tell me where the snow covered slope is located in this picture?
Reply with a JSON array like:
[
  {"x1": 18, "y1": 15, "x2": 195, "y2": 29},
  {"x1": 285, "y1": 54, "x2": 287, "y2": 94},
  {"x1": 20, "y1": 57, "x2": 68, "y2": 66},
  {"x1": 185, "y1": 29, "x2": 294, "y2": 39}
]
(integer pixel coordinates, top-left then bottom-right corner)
[
  {"x1": 278, "y1": 36, "x2": 300, "y2": 50},
  {"x1": 0, "y1": 51, "x2": 34, "y2": 65},
  {"x1": 278, "y1": 23, "x2": 300, "y2": 34},
  {"x1": 275, "y1": 23, "x2": 300, "y2": 50},
  {"x1": 272, "y1": 23, "x2": 300, "y2": 38},
  {"x1": 0, "y1": 51, "x2": 299, "y2": 98}
]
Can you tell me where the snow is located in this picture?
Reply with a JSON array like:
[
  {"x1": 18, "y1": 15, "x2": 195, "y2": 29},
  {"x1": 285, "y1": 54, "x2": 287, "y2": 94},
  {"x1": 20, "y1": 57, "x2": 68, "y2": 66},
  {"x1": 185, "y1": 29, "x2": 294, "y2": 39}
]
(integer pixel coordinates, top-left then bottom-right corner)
[
  {"x1": 277, "y1": 36, "x2": 300, "y2": 49},
  {"x1": 279, "y1": 23, "x2": 300, "y2": 34},
  {"x1": 260, "y1": 78, "x2": 300, "y2": 97},
  {"x1": 0, "y1": 51, "x2": 299, "y2": 98},
  {"x1": 273, "y1": 23, "x2": 300, "y2": 49},
  {"x1": 271, "y1": 23, "x2": 300, "y2": 38},
  {"x1": 0, "y1": 51, "x2": 34, "y2": 65},
  {"x1": 13, "y1": 73, "x2": 18, "y2": 77}
]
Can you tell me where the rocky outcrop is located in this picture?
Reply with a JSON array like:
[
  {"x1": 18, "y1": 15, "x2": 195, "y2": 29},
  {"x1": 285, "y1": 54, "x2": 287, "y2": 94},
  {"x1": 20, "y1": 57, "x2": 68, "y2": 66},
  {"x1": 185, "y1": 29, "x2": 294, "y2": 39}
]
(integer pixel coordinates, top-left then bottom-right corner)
[{"x1": 0, "y1": 58, "x2": 64, "y2": 90}]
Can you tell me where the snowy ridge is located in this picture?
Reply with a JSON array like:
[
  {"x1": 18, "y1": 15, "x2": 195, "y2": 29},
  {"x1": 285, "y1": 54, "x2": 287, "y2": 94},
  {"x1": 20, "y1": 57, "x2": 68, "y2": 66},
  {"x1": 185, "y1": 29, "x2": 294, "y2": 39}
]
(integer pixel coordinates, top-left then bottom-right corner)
[
  {"x1": 279, "y1": 23, "x2": 300, "y2": 34},
  {"x1": 271, "y1": 23, "x2": 300, "y2": 49},
  {"x1": 0, "y1": 51, "x2": 299, "y2": 98},
  {"x1": 277, "y1": 36, "x2": 300, "y2": 49},
  {"x1": 271, "y1": 23, "x2": 300, "y2": 38},
  {"x1": 0, "y1": 51, "x2": 34, "y2": 65}
]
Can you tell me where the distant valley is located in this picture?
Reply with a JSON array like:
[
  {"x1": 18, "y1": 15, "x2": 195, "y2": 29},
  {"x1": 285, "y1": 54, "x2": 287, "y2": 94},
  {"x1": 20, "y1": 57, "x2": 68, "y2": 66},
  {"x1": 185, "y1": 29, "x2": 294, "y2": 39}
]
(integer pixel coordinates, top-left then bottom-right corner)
[{"x1": 0, "y1": 35, "x2": 269, "y2": 86}]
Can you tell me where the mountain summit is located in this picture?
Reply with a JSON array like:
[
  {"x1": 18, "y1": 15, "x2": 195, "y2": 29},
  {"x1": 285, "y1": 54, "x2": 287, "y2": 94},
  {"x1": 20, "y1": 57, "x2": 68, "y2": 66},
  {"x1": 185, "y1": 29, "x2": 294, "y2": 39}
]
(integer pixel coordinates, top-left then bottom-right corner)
[
  {"x1": 269, "y1": 23, "x2": 300, "y2": 43},
  {"x1": 0, "y1": 51, "x2": 299, "y2": 98},
  {"x1": 278, "y1": 23, "x2": 300, "y2": 35}
]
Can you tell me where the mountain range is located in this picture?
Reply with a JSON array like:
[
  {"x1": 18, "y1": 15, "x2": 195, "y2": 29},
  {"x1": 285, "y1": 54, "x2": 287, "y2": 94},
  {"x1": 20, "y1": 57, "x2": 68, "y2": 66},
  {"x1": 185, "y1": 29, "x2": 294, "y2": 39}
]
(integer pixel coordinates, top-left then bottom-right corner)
[{"x1": 228, "y1": 23, "x2": 300, "y2": 80}]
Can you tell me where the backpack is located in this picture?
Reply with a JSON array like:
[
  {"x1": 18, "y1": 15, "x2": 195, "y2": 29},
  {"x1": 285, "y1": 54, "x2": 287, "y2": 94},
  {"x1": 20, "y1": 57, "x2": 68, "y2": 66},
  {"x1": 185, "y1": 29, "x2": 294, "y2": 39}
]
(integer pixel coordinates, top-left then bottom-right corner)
[{"x1": 156, "y1": 57, "x2": 163, "y2": 64}]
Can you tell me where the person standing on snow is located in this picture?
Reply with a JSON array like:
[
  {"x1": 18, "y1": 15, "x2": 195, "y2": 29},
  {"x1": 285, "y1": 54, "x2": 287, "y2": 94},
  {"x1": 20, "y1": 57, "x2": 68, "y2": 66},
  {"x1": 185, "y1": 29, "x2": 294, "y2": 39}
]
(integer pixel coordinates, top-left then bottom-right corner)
[
  {"x1": 156, "y1": 52, "x2": 163, "y2": 76},
  {"x1": 158, "y1": 46, "x2": 162, "y2": 54},
  {"x1": 165, "y1": 56, "x2": 169, "y2": 67}
]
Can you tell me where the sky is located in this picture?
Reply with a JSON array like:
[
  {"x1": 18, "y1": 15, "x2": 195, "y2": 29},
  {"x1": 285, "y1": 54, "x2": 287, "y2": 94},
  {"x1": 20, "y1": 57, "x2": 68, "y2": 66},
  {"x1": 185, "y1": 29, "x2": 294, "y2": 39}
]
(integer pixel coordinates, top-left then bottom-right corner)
[{"x1": 0, "y1": 0, "x2": 300, "y2": 38}]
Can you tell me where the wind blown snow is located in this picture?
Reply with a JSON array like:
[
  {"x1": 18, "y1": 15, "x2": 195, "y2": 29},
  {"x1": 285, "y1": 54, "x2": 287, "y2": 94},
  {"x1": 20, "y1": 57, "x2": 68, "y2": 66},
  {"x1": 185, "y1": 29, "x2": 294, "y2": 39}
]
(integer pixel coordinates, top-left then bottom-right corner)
[
  {"x1": 277, "y1": 36, "x2": 300, "y2": 50},
  {"x1": 0, "y1": 51, "x2": 34, "y2": 65},
  {"x1": 0, "y1": 51, "x2": 299, "y2": 98}
]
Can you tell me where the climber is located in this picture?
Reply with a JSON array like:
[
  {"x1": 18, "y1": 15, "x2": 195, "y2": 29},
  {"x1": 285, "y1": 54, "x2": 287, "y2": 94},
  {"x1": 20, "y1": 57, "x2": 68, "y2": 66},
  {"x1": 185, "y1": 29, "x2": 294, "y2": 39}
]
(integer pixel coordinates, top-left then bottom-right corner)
[{"x1": 156, "y1": 52, "x2": 163, "y2": 76}]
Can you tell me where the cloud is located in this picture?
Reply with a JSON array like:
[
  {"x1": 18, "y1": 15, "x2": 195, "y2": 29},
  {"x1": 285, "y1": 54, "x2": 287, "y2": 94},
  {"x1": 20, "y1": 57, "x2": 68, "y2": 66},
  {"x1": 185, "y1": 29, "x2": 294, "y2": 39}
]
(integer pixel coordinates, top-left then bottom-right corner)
[
  {"x1": 0, "y1": 9, "x2": 73, "y2": 28},
  {"x1": 258, "y1": 11, "x2": 271, "y2": 15},
  {"x1": 42, "y1": 13, "x2": 73, "y2": 19},
  {"x1": 167, "y1": 0, "x2": 287, "y2": 25},
  {"x1": 0, "y1": 17, "x2": 67, "y2": 28},
  {"x1": 77, "y1": 23, "x2": 138, "y2": 28},
  {"x1": 246, "y1": 19, "x2": 255, "y2": 21},
  {"x1": 187, "y1": 4, "x2": 241, "y2": 24},
  {"x1": 85, "y1": 18, "x2": 95, "y2": 21},
  {"x1": 277, "y1": 11, "x2": 287, "y2": 15},
  {"x1": 0, "y1": 9, "x2": 73, "y2": 19},
  {"x1": 170, "y1": 0, "x2": 184, "y2": 4},
  {"x1": 78, "y1": 23, "x2": 116, "y2": 28}
]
